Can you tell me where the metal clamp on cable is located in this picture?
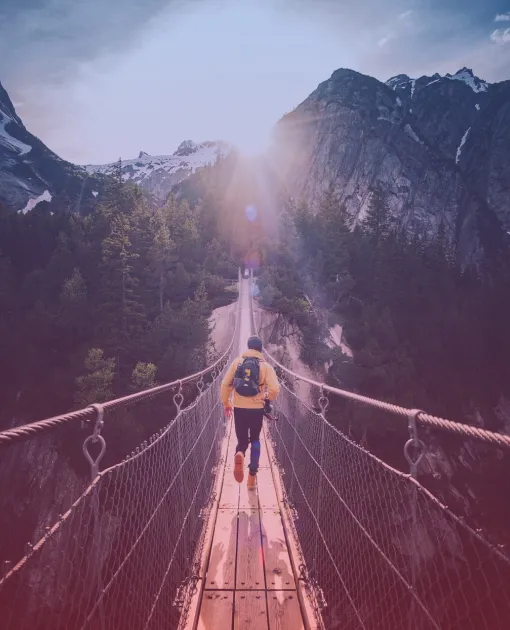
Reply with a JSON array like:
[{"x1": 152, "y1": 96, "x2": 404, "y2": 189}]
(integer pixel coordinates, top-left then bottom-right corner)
[
  {"x1": 404, "y1": 409, "x2": 426, "y2": 479},
  {"x1": 318, "y1": 386, "x2": 330, "y2": 417},
  {"x1": 173, "y1": 381, "x2": 184, "y2": 413},
  {"x1": 82, "y1": 403, "x2": 106, "y2": 481}
]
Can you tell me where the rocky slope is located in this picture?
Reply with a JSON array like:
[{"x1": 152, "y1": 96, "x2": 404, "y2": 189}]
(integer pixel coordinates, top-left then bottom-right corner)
[
  {"x1": 271, "y1": 67, "x2": 510, "y2": 260},
  {"x1": 85, "y1": 140, "x2": 231, "y2": 203},
  {"x1": 0, "y1": 80, "x2": 102, "y2": 215}
]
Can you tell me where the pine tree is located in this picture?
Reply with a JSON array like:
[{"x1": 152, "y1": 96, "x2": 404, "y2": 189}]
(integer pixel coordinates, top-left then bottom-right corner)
[
  {"x1": 75, "y1": 348, "x2": 116, "y2": 406},
  {"x1": 315, "y1": 184, "x2": 353, "y2": 308},
  {"x1": 130, "y1": 362, "x2": 157, "y2": 391},
  {"x1": 148, "y1": 210, "x2": 176, "y2": 312},
  {"x1": 362, "y1": 185, "x2": 392, "y2": 244},
  {"x1": 98, "y1": 213, "x2": 146, "y2": 362},
  {"x1": 178, "y1": 282, "x2": 211, "y2": 370},
  {"x1": 59, "y1": 268, "x2": 87, "y2": 315}
]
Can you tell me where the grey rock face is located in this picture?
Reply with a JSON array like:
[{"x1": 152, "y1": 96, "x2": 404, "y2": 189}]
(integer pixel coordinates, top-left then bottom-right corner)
[
  {"x1": 271, "y1": 67, "x2": 509, "y2": 260},
  {"x1": 459, "y1": 81, "x2": 510, "y2": 230}
]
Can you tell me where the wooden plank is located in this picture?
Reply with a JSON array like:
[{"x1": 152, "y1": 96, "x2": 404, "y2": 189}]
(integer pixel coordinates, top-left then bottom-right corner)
[
  {"x1": 258, "y1": 441, "x2": 270, "y2": 468},
  {"x1": 226, "y1": 433, "x2": 239, "y2": 462},
  {"x1": 239, "y1": 478, "x2": 260, "y2": 509},
  {"x1": 183, "y1": 425, "x2": 232, "y2": 630},
  {"x1": 260, "y1": 510, "x2": 295, "y2": 590},
  {"x1": 206, "y1": 509, "x2": 238, "y2": 589},
  {"x1": 219, "y1": 477, "x2": 240, "y2": 509},
  {"x1": 234, "y1": 591, "x2": 268, "y2": 630},
  {"x1": 267, "y1": 592, "x2": 304, "y2": 630},
  {"x1": 197, "y1": 591, "x2": 233, "y2": 630},
  {"x1": 256, "y1": 468, "x2": 279, "y2": 509},
  {"x1": 236, "y1": 509, "x2": 265, "y2": 589},
  {"x1": 262, "y1": 427, "x2": 317, "y2": 630}
]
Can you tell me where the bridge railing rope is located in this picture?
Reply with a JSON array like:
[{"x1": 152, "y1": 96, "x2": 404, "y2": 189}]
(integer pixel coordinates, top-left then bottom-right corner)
[
  {"x1": 0, "y1": 279, "x2": 241, "y2": 630},
  {"x1": 249, "y1": 275, "x2": 510, "y2": 630}
]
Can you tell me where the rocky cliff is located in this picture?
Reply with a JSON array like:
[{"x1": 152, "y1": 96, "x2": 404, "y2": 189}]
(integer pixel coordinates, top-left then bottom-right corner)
[
  {"x1": 0, "y1": 80, "x2": 103, "y2": 214},
  {"x1": 271, "y1": 67, "x2": 510, "y2": 261}
]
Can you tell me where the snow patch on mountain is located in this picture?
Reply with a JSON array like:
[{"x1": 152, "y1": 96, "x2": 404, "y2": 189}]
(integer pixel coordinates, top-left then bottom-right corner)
[
  {"x1": 387, "y1": 68, "x2": 489, "y2": 96},
  {"x1": 0, "y1": 110, "x2": 32, "y2": 156},
  {"x1": 456, "y1": 128, "x2": 471, "y2": 164},
  {"x1": 447, "y1": 68, "x2": 488, "y2": 94},
  {"x1": 20, "y1": 190, "x2": 52, "y2": 214},
  {"x1": 405, "y1": 124, "x2": 423, "y2": 144}
]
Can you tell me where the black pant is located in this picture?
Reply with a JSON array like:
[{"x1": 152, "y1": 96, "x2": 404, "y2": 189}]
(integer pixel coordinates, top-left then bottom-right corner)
[{"x1": 234, "y1": 407, "x2": 263, "y2": 474}]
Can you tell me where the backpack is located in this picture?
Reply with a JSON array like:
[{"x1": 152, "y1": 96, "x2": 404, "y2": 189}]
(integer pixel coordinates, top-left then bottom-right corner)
[{"x1": 233, "y1": 357, "x2": 261, "y2": 397}]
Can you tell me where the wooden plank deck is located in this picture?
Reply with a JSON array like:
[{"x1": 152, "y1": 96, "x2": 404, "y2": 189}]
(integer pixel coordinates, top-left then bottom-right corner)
[
  {"x1": 195, "y1": 420, "x2": 307, "y2": 630},
  {"x1": 191, "y1": 278, "x2": 312, "y2": 630}
]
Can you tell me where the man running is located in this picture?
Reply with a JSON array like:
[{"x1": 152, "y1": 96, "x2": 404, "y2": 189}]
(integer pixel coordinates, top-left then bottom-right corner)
[{"x1": 221, "y1": 335, "x2": 280, "y2": 489}]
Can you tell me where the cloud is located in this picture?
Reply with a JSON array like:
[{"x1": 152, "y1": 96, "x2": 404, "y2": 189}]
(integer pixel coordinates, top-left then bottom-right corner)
[
  {"x1": 494, "y1": 12, "x2": 510, "y2": 21},
  {"x1": 398, "y1": 10, "x2": 413, "y2": 20},
  {"x1": 0, "y1": 0, "x2": 197, "y2": 86},
  {"x1": 378, "y1": 33, "x2": 395, "y2": 47},
  {"x1": 490, "y1": 27, "x2": 510, "y2": 44},
  {"x1": 3, "y1": 0, "x2": 510, "y2": 164}
]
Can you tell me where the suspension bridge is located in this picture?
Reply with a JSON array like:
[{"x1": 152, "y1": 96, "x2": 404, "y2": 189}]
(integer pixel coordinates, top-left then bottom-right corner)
[{"x1": 1, "y1": 272, "x2": 510, "y2": 630}]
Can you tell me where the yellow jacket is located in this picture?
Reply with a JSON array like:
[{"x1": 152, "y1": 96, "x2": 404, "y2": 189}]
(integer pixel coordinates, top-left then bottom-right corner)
[{"x1": 221, "y1": 350, "x2": 280, "y2": 409}]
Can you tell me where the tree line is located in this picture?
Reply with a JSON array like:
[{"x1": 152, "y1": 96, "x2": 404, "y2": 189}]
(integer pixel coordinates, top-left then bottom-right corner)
[
  {"x1": 0, "y1": 160, "x2": 238, "y2": 429},
  {"x1": 256, "y1": 184, "x2": 510, "y2": 437}
]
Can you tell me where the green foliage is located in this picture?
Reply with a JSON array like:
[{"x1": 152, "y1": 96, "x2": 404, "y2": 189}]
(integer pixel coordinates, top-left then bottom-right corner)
[
  {"x1": 130, "y1": 362, "x2": 157, "y2": 391},
  {"x1": 258, "y1": 185, "x2": 510, "y2": 440},
  {"x1": 75, "y1": 349, "x2": 116, "y2": 407},
  {"x1": 361, "y1": 184, "x2": 393, "y2": 244},
  {"x1": 0, "y1": 167, "x2": 237, "y2": 427},
  {"x1": 60, "y1": 268, "x2": 87, "y2": 306}
]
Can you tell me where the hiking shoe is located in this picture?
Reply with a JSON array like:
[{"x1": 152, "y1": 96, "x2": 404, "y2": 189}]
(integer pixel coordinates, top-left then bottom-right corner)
[
  {"x1": 234, "y1": 452, "x2": 244, "y2": 483},
  {"x1": 247, "y1": 473, "x2": 257, "y2": 490}
]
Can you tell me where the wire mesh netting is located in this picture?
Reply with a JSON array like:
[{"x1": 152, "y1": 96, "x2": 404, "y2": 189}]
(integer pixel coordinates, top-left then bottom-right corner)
[
  {"x1": 268, "y1": 382, "x2": 510, "y2": 630},
  {"x1": 0, "y1": 363, "x2": 231, "y2": 630}
]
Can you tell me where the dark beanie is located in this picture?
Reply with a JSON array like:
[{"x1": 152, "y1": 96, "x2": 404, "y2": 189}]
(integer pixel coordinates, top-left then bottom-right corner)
[{"x1": 247, "y1": 335, "x2": 263, "y2": 351}]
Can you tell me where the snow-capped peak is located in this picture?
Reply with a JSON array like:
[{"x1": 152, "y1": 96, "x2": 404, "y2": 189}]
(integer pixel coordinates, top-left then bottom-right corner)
[
  {"x1": 174, "y1": 140, "x2": 200, "y2": 156},
  {"x1": 385, "y1": 74, "x2": 417, "y2": 98},
  {"x1": 446, "y1": 68, "x2": 488, "y2": 94},
  {"x1": 386, "y1": 67, "x2": 489, "y2": 95},
  {"x1": 85, "y1": 140, "x2": 231, "y2": 202},
  {"x1": 386, "y1": 74, "x2": 410, "y2": 90}
]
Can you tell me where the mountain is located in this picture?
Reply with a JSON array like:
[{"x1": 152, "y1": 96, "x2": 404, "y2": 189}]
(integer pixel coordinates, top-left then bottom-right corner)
[
  {"x1": 85, "y1": 140, "x2": 231, "y2": 203},
  {"x1": 271, "y1": 67, "x2": 510, "y2": 260},
  {"x1": 0, "y1": 77, "x2": 230, "y2": 212},
  {"x1": 0, "y1": 80, "x2": 103, "y2": 215}
]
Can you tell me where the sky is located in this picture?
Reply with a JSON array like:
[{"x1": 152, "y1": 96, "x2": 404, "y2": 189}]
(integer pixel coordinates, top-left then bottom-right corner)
[{"x1": 0, "y1": 0, "x2": 509, "y2": 164}]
